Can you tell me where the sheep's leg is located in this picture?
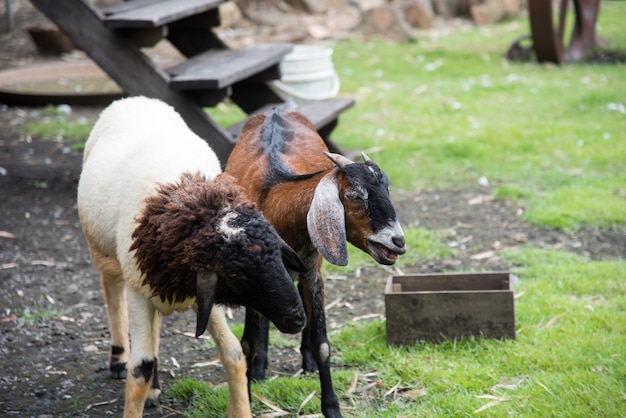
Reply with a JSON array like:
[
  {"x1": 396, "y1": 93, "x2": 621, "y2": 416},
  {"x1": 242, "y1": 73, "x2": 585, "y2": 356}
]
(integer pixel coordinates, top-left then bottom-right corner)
[
  {"x1": 91, "y1": 250, "x2": 129, "y2": 379},
  {"x1": 146, "y1": 310, "x2": 163, "y2": 407},
  {"x1": 208, "y1": 306, "x2": 251, "y2": 418},
  {"x1": 241, "y1": 308, "x2": 270, "y2": 381},
  {"x1": 124, "y1": 289, "x2": 158, "y2": 418},
  {"x1": 300, "y1": 274, "x2": 342, "y2": 418}
]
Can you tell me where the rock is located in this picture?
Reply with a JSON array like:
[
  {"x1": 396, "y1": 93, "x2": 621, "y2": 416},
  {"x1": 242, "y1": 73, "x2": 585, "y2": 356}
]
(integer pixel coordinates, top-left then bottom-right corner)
[
  {"x1": 403, "y1": 0, "x2": 435, "y2": 29},
  {"x1": 471, "y1": 0, "x2": 503, "y2": 25},
  {"x1": 358, "y1": 5, "x2": 415, "y2": 41},
  {"x1": 83, "y1": 344, "x2": 98, "y2": 353},
  {"x1": 218, "y1": 1, "x2": 243, "y2": 28},
  {"x1": 432, "y1": 0, "x2": 475, "y2": 17},
  {"x1": 470, "y1": 0, "x2": 521, "y2": 25},
  {"x1": 27, "y1": 25, "x2": 75, "y2": 55}
]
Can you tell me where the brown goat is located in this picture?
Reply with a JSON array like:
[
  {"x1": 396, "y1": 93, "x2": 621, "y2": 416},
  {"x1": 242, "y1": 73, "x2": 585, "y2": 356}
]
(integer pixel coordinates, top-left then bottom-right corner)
[{"x1": 225, "y1": 106, "x2": 406, "y2": 418}]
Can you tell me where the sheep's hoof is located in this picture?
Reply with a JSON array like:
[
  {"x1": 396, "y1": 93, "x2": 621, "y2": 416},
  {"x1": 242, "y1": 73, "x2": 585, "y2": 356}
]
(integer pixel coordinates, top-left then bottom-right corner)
[
  {"x1": 110, "y1": 362, "x2": 127, "y2": 379},
  {"x1": 145, "y1": 388, "x2": 161, "y2": 408}
]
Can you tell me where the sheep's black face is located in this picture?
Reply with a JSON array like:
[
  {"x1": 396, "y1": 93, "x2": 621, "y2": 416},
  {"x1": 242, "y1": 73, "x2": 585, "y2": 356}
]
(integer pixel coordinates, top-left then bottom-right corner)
[
  {"x1": 340, "y1": 161, "x2": 406, "y2": 265},
  {"x1": 212, "y1": 209, "x2": 306, "y2": 334}
]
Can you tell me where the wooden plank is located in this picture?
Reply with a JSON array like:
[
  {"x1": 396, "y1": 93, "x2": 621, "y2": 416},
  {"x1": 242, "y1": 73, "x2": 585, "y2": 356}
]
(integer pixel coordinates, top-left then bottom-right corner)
[
  {"x1": 101, "y1": 0, "x2": 223, "y2": 29},
  {"x1": 390, "y1": 273, "x2": 511, "y2": 293},
  {"x1": 226, "y1": 98, "x2": 354, "y2": 139},
  {"x1": 167, "y1": 43, "x2": 292, "y2": 90},
  {"x1": 167, "y1": 11, "x2": 224, "y2": 57},
  {"x1": 30, "y1": 0, "x2": 236, "y2": 163},
  {"x1": 230, "y1": 82, "x2": 284, "y2": 114},
  {"x1": 385, "y1": 290, "x2": 516, "y2": 344},
  {"x1": 226, "y1": 97, "x2": 353, "y2": 155},
  {"x1": 297, "y1": 98, "x2": 355, "y2": 130}
]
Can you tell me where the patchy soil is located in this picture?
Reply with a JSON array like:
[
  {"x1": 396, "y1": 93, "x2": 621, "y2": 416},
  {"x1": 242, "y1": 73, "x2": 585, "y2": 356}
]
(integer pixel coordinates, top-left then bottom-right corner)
[{"x1": 1, "y1": 2, "x2": 625, "y2": 418}]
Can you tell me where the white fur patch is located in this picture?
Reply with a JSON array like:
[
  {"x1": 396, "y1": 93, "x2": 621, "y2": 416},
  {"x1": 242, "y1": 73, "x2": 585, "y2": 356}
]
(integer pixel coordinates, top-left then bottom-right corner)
[
  {"x1": 319, "y1": 342, "x2": 330, "y2": 363},
  {"x1": 375, "y1": 220, "x2": 404, "y2": 247},
  {"x1": 217, "y1": 212, "x2": 244, "y2": 241}
]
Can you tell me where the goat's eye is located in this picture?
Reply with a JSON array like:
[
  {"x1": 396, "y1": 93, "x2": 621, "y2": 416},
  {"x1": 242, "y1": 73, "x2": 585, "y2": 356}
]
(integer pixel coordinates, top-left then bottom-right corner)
[
  {"x1": 346, "y1": 191, "x2": 366, "y2": 203},
  {"x1": 346, "y1": 191, "x2": 359, "y2": 201}
]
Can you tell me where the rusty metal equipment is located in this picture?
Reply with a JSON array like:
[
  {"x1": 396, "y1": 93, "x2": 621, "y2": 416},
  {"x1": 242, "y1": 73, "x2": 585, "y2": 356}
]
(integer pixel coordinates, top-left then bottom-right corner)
[{"x1": 509, "y1": 0, "x2": 602, "y2": 64}]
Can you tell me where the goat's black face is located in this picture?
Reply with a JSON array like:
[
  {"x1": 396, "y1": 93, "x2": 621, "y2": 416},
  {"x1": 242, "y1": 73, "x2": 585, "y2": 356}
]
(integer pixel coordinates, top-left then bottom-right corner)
[
  {"x1": 211, "y1": 208, "x2": 305, "y2": 334},
  {"x1": 340, "y1": 161, "x2": 406, "y2": 265}
]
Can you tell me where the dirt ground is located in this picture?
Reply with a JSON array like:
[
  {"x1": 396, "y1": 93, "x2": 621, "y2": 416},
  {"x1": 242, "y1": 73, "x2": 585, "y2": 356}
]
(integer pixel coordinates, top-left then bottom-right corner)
[{"x1": 1, "y1": 2, "x2": 625, "y2": 417}]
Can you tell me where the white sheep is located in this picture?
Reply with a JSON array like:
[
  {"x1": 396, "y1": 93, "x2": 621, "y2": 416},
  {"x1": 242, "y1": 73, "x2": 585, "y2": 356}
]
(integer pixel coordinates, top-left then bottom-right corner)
[{"x1": 77, "y1": 96, "x2": 306, "y2": 418}]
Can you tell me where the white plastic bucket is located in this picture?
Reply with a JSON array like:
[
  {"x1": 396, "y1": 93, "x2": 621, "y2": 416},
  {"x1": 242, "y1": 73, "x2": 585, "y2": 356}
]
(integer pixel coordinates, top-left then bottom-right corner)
[{"x1": 269, "y1": 45, "x2": 340, "y2": 102}]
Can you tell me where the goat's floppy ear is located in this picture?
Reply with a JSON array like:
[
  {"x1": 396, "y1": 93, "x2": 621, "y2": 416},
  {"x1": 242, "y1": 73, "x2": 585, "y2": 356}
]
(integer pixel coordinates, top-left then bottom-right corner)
[
  {"x1": 307, "y1": 174, "x2": 348, "y2": 266},
  {"x1": 195, "y1": 270, "x2": 218, "y2": 337},
  {"x1": 281, "y1": 241, "x2": 307, "y2": 273}
]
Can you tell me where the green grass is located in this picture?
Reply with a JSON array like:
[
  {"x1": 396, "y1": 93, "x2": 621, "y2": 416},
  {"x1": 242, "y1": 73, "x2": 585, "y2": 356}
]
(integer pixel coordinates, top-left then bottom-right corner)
[
  {"x1": 202, "y1": 6, "x2": 626, "y2": 232},
  {"x1": 16, "y1": 306, "x2": 63, "y2": 326},
  {"x1": 166, "y1": 248, "x2": 626, "y2": 417},
  {"x1": 21, "y1": 105, "x2": 92, "y2": 149},
  {"x1": 328, "y1": 3, "x2": 626, "y2": 231}
]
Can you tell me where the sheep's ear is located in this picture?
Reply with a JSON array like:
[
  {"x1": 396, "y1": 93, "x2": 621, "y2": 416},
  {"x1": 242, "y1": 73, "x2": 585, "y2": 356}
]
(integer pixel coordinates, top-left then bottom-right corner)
[
  {"x1": 281, "y1": 241, "x2": 307, "y2": 273},
  {"x1": 307, "y1": 174, "x2": 348, "y2": 266},
  {"x1": 195, "y1": 270, "x2": 218, "y2": 337}
]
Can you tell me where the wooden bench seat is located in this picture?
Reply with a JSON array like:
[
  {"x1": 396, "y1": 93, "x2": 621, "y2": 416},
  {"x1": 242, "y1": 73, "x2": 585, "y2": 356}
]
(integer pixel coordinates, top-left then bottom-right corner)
[
  {"x1": 227, "y1": 98, "x2": 355, "y2": 153},
  {"x1": 168, "y1": 43, "x2": 292, "y2": 90},
  {"x1": 101, "y1": 0, "x2": 222, "y2": 28}
]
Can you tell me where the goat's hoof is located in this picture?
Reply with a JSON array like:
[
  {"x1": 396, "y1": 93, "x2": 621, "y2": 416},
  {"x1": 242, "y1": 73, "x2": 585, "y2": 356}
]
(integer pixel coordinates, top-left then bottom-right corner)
[
  {"x1": 248, "y1": 369, "x2": 266, "y2": 382},
  {"x1": 110, "y1": 363, "x2": 127, "y2": 379},
  {"x1": 322, "y1": 407, "x2": 342, "y2": 418},
  {"x1": 302, "y1": 359, "x2": 318, "y2": 374},
  {"x1": 248, "y1": 361, "x2": 267, "y2": 381}
]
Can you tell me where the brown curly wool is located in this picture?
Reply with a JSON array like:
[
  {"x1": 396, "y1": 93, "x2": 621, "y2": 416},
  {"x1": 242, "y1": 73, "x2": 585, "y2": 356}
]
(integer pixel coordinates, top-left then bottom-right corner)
[{"x1": 130, "y1": 171, "x2": 255, "y2": 304}]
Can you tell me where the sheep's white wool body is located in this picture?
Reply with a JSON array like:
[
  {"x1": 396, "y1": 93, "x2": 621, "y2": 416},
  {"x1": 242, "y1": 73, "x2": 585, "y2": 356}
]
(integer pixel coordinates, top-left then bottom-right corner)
[
  {"x1": 77, "y1": 96, "x2": 252, "y2": 418},
  {"x1": 78, "y1": 96, "x2": 221, "y2": 295}
]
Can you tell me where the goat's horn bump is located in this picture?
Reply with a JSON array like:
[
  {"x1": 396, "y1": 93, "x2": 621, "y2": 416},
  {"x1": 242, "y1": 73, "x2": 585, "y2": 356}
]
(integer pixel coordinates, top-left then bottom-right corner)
[
  {"x1": 361, "y1": 152, "x2": 372, "y2": 163},
  {"x1": 324, "y1": 152, "x2": 355, "y2": 169}
]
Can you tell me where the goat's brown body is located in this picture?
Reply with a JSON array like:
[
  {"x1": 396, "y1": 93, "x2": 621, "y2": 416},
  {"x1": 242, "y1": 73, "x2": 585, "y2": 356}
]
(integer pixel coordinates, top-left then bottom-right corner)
[
  {"x1": 226, "y1": 107, "x2": 406, "y2": 418},
  {"x1": 227, "y1": 112, "x2": 333, "y2": 257}
]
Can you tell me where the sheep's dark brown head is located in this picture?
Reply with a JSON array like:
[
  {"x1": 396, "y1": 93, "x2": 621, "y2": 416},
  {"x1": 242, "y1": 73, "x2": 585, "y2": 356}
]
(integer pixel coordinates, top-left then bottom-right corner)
[
  {"x1": 131, "y1": 172, "x2": 306, "y2": 337},
  {"x1": 307, "y1": 152, "x2": 406, "y2": 266}
]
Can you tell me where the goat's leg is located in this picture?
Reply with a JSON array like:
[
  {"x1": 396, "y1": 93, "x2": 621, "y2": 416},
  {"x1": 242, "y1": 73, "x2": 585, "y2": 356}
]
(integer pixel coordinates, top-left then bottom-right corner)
[
  {"x1": 241, "y1": 308, "x2": 270, "y2": 381},
  {"x1": 91, "y1": 249, "x2": 129, "y2": 379},
  {"x1": 298, "y1": 281, "x2": 317, "y2": 373},
  {"x1": 209, "y1": 306, "x2": 252, "y2": 418},
  {"x1": 300, "y1": 274, "x2": 342, "y2": 418},
  {"x1": 124, "y1": 289, "x2": 157, "y2": 418}
]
